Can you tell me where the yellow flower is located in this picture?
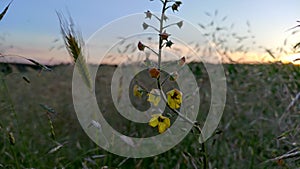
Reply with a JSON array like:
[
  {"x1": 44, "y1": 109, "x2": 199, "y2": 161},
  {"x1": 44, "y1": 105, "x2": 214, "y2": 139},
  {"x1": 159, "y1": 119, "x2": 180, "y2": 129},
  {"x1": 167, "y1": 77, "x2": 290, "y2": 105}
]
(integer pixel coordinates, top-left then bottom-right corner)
[
  {"x1": 133, "y1": 84, "x2": 143, "y2": 98},
  {"x1": 167, "y1": 89, "x2": 182, "y2": 109},
  {"x1": 149, "y1": 114, "x2": 171, "y2": 133},
  {"x1": 147, "y1": 89, "x2": 161, "y2": 106}
]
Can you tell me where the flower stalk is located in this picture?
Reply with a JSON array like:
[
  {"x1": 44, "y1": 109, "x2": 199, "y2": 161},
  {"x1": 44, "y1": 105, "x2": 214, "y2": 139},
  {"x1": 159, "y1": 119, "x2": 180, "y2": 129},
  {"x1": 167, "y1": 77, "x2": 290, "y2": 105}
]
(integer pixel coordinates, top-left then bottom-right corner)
[{"x1": 137, "y1": 1, "x2": 208, "y2": 167}]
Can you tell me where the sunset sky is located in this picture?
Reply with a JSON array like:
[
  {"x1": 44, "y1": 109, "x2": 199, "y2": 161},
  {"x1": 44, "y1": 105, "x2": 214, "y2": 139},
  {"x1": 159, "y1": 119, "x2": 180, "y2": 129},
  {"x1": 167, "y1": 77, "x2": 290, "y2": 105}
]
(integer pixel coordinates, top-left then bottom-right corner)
[{"x1": 0, "y1": 0, "x2": 299, "y2": 64}]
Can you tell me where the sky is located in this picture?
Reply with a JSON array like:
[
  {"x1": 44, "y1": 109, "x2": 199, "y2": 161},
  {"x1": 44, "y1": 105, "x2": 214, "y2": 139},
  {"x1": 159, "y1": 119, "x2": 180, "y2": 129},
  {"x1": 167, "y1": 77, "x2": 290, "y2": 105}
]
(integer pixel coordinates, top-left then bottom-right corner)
[{"x1": 0, "y1": 0, "x2": 300, "y2": 64}]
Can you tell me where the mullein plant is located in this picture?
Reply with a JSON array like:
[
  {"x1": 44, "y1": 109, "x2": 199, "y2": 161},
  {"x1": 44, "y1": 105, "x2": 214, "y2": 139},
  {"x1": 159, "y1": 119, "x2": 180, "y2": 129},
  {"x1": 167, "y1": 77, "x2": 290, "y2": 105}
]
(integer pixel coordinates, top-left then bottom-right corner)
[{"x1": 135, "y1": 1, "x2": 208, "y2": 167}]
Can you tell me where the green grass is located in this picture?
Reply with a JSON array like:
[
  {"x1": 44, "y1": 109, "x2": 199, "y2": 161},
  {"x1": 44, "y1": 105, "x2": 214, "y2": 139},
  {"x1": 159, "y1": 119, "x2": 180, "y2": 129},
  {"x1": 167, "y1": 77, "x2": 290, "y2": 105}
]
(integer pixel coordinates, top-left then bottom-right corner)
[{"x1": 0, "y1": 62, "x2": 299, "y2": 168}]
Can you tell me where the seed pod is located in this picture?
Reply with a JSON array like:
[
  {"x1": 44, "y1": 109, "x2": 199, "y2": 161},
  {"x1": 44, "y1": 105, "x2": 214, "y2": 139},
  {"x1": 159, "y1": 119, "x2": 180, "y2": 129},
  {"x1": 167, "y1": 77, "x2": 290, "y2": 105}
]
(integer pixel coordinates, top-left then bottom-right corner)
[
  {"x1": 179, "y1": 56, "x2": 186, "y2": 66},
  {"x1": 8, "y1": 132, "x2": 15, "y2": 145},
  {"x1": 144, "y1": 10, "x2": 152, "y2": 19},
  {"x1": 159, "y1": 31, "x2": 170, "y2": 40},
  {"x1": 149, "y1": 67, "x2": 160, "y2": 79},
  {"x1": 172, "y1": 3, "x2": 179, "y2": 12},
  {"x1": 138, "y1": 41, "x2": 145, "y2": 51}
]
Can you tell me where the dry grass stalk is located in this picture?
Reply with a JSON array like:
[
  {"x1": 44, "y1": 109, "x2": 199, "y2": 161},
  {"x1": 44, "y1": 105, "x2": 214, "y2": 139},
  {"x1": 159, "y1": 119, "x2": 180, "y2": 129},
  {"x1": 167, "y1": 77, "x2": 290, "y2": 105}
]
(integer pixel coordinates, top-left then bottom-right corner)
[
  {"x1": 57, "y1": 12, "x2": 92, "y2": 91},
  {"x1": 0, "y1": 1, "x2": 12, "y2": 21}
]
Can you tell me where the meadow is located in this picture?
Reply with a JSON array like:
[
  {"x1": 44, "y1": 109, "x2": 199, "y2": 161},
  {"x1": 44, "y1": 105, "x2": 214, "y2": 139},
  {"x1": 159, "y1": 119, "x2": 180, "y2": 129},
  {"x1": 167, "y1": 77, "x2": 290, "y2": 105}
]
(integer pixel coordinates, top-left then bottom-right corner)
[
  {"x1": 1, "y1": 0, "x2": 300, "y2": 168},
  {"x1": 0, "y1": 62, "x2": 299, "y2": 168}
]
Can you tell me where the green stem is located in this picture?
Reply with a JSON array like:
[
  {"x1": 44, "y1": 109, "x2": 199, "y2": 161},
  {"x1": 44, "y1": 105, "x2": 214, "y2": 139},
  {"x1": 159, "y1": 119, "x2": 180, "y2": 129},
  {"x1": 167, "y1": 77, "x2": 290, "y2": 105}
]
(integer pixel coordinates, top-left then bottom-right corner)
[
  {"x1": 156, "y1": 0, "x2": 203, "y2": 135},
  {"x1": 201, "y1": 142, "x2": 208, "y2": 169},
  {"x1": 154, "y1": 2, "x2": 209, "y2": 168},
  {"x1": 9, "y1": 144, "x2": 20, "y2": 169}
]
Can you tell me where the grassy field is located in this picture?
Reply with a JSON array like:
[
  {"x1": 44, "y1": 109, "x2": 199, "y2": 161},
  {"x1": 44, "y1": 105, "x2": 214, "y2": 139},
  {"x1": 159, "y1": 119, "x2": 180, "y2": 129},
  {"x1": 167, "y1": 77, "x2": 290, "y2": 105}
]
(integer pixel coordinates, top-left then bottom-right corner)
[{"x1": 0, "y1": 62, "x2": 299, "y2": 168}]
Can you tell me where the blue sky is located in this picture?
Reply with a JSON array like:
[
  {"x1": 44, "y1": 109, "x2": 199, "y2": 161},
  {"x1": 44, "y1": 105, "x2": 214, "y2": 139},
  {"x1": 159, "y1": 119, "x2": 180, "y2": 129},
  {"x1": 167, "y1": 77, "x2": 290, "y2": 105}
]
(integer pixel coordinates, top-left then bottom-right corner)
[{"x1": 0, "y1": 0, "x2": 299, "y2": 64}]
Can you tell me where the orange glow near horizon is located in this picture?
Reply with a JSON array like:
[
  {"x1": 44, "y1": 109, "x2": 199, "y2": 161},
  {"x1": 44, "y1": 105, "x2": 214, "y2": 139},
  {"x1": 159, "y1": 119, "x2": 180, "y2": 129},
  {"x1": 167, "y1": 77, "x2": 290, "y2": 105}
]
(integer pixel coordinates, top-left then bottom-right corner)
[
  {"x1": 279, "y1": 53, "x2": 300, "y2": 65},
  {"x1": 1, "y1": 44, "x2": 299, "y2": 66}
]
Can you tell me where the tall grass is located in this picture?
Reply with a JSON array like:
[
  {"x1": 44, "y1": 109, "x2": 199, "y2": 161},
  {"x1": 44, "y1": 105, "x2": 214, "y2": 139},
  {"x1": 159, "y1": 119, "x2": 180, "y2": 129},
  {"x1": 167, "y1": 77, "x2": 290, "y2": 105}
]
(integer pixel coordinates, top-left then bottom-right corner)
[
  {"x1": 0, "y1": 63, "x2": 298, "y2": 168},
  {"x1": 57, "y1": 12, "x2": 92, "y2": 91},
  {"x1": 0, "y1": 2, "x2": 299, "y2": 168}
]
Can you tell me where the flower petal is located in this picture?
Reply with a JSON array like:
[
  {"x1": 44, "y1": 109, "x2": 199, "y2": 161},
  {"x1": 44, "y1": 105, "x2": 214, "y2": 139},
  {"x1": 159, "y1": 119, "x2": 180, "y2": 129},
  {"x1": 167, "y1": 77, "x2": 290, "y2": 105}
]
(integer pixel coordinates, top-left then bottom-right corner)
[
  {"x1": 158, "y1": 122, "x2": 167, "y2": 133},
  {"x1": 147, "y1": 89, "x2": 161, "y2": 106},
  {"x1": 151, "y1": 114, "x2": 160, "y2": 118},
  {"x1": 167, "y1": 89, "x2": 182, "y2": 109},
  {"x1": 164, "y1": 117, "x2": 171, "y2": 128},
  {"x1": 149, "y1": 116, "x2": 159, "y2": 127},
  {"x1": 133, "y1": 85, "x2": 142, "y2": 98}
]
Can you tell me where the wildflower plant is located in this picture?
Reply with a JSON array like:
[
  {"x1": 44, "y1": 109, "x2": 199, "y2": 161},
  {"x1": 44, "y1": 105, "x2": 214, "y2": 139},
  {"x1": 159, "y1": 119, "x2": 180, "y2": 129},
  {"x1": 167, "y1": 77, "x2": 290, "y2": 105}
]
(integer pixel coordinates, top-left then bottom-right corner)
[
  {"x1": 122, "y1": 0, "x2": 216, "y2": 165},
  {"x1": 72, "y1": 0, "x2": 226, "y2": 162},
  {"x1": 135, "y1": 0, "x2": 204, "y2": 137}
]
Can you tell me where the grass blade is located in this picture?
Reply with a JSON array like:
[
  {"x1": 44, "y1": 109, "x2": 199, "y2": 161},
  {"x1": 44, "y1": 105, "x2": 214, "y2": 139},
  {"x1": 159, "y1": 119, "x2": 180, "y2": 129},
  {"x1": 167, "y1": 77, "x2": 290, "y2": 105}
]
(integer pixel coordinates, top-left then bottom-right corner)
[
  {"x1": 0, "y1": 1, "x2": 12, "y2": 21},
  {"x1": 294, "y1": 42, "x2": 300, "y2": 50},
  {"x1": 26, "y1": 58, "x2": 52, "y2": 71}
]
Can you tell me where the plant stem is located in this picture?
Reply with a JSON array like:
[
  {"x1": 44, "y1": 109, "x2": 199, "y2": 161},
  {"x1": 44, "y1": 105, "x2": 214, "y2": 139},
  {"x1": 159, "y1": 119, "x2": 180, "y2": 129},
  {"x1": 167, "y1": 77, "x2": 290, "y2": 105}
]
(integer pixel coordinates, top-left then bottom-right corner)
[
  {"x1": 201, "y1": 142, "x2": 208, "y2": 169},
  {"x1": 0, "y1": 74, "x2": 20, "y2": 133},
  {"x1": 156, "y1": 0, "x2": 204, "y2": 136},
  {"x1": 0, "y1": 74, "x2": 21, "y2": 169},
  {"x1": 158, "y1": 0, "x2": 168, "y2": 69},
  {"x1": 154, "y1": 2, "x2": 209, "y2": 168}
]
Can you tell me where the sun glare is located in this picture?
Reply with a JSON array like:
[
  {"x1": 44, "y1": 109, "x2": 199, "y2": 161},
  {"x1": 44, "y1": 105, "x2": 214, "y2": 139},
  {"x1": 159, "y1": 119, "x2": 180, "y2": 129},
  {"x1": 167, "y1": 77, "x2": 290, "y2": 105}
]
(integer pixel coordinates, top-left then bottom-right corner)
[{"x1": 280, "y1": 53, "x2": 300, "y2": 65}]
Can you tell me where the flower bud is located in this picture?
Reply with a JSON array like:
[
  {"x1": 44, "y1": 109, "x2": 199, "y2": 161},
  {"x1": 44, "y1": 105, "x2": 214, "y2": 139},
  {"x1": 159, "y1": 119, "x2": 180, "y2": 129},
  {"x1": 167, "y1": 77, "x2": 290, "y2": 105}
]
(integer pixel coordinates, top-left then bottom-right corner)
[
  {"x1": 159, "y1": 31, "x2": 170, "y2": 40},
  {"x1": 179, "y1": 56, "x2": 186, "y2": 66},
  {"x1": 144, "y1": 10, "x2": 152, "y2": 19},
  {"x1": 169, "y1": 72, "x2": 179, "y2": 81},
  {"x1": 138, "y1": 41, "x2": 145, "y2": 51},
  {"x1": 177, "y1": 21, "x2": 183, "y2": 28},
  {"x1": 172, "y1": 3, "x2": 179, "y2": 12},
  {"x1": 142, "y1": 22, "x2": 149, "y2": 30},
  {"x1": 166, "y1": 40, "x2": 174, "y2": 48}
]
